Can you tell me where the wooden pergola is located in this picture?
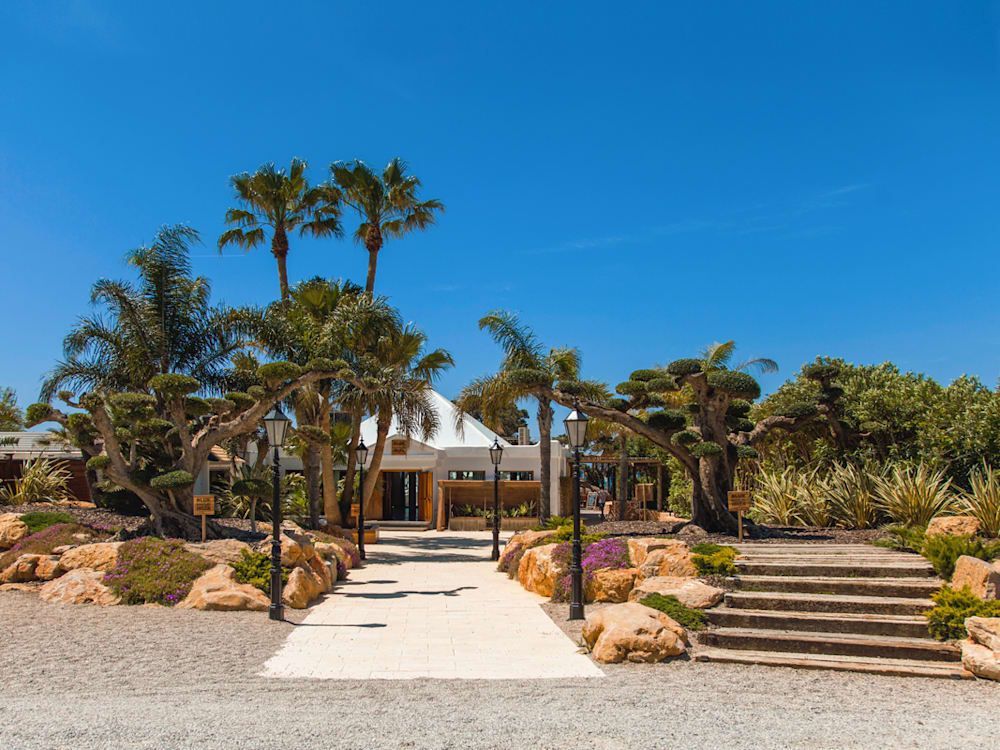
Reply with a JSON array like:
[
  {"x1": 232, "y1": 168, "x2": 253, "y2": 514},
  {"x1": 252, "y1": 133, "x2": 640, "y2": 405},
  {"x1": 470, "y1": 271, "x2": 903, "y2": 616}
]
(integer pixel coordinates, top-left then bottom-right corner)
[{"x1": 576, "y1": 453, "x2": 669, "y2": 514}]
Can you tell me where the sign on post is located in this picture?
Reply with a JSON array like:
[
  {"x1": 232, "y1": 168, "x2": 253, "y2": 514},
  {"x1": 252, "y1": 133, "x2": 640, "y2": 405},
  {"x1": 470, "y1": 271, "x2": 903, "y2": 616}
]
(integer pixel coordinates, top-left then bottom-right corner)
[
  {"x1": 727, "y1": 490, "x2": 752, "y2": 542},
  {"x1": 193, "y1": 494, "x2": 215, "y2": 542}
]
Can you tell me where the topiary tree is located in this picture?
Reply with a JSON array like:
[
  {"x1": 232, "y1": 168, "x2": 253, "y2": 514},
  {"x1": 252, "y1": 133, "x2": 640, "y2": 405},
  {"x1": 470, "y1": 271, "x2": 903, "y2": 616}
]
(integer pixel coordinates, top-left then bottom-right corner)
[
  {"x1": 26, "y1": 360, "x2": 356, "y2": 539},
  {"x1": 547, "y1": 345, "x2": 827, "y2": 532}
]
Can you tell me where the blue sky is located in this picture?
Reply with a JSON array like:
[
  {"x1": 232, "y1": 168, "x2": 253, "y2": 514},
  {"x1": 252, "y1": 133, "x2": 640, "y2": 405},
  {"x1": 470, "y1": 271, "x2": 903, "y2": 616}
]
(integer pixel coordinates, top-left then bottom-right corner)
[{"x1": 1, "y1": 1, "x2": 999, "y2": 424}]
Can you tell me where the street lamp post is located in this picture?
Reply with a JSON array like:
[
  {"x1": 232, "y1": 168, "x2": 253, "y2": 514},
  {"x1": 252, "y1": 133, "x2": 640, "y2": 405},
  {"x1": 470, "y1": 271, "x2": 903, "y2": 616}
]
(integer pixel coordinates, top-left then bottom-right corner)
[
  {"x1": 563, "y1": 401, "x2": 589, "y2": 621},
  {"x1": 263, "y1": 406, "x2": 291, "y2": 622},
  {"x1": 356, "y1": 438, "x2": 369, "y2": 561},
  {"x1": 489, "y1": 437, "x2": 504, "y2": 561}
]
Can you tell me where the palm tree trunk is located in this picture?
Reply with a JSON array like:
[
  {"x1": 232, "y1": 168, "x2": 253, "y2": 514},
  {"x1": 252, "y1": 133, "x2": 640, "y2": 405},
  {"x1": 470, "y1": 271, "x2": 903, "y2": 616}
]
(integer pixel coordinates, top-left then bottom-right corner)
[
  {"x1": 618, "y1": 433, "x2": 628, "y2": 521},
  {"x1": 362, "y1": 410, "x2": 393, "y2": 518},
  {"x1": 340, "y1": 406, "x2": 363, "y2": 525},
  {"x1": 364, "y1": 229, "x2": 382, "y2": 293},
  {"x1": 318, "y1": 390, "x2": 341, "y2": 526},
  {"x1": 304, "y1": 444, "x2": 321, "y2": 528},
  {"x1": 272, "y1": 225, "x2": 291, "y2": 301},
  {"x1": 536, "y1": 399, "x2": 553, "y2": 522}
]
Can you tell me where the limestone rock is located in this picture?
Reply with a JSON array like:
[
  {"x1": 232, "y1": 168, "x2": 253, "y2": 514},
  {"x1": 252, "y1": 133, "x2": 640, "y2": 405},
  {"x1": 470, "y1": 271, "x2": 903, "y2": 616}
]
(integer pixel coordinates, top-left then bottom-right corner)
[
  {"x1": 582, "y1": 602, "x2": 688, "y2": 663},
  {"x1": 926, "y1": 516, "x2": 981, "y2": 537},
  {"x1": 966, "y1": 617, "x2": 1000, "y2": 653},
  {"x1": 500, "y1": 529, "x2": 556, "y2": 564},
  {"x1": 638, "y1": 541, "x2": 697, "y2": 579},
  {"x1": 34, "y1": 555, "x2": 63, "y2": 581},
  {"x1": 39, "y1": 568, "x2": 120, "y2": 606},
  {"x1": 256, "y1": 529, "x2": 314, "y2": 567},
  {"x1": 184, "y1": 539, "x2": 252, "y2": 566},
  {"x1": 306, "y1": 554, "x2": 334, "y2": 592},
  {"x1": 628, "y1": 576, "x2": 724, "y2": 609},
  {"x1": 627, "y1": 538, "x2": 676, "y2": 568},
  {"x1": 961, "y1": 639, "x2": 1000, "y2": 681},
  {"x1": 58, "y1": 542, "x2": 122, "y2": 573},
  {"x1": 324, "y1": 537, "x2": 360, "y2": 568},
  {"x1": 51, "y1": 545, "x2": 75, "y2": 555},
  {"x1": 586, "y1": 567, "x2": 640, "y2": 603},
  {"x1": 0, "y1": 582, "x2": 40, "y2": 593},
  {"x1": 517, "y1": 543, "x2": 561, "y2": 597},
  {"x1": 178, "y1": 564, "x2": 269, "y2": 611},
  {"x1": 1, "y1": 554, "x2": 43, "y2": 583},
  {"x1": 0, "y1": 514, "x2": 28, "y2": 549},
  {"x1": 951, "y1": 555, "x2": 1000, "y2": 600},
  {"x1": 282, "y1": 564, "x2": 325, "y2": 609}
]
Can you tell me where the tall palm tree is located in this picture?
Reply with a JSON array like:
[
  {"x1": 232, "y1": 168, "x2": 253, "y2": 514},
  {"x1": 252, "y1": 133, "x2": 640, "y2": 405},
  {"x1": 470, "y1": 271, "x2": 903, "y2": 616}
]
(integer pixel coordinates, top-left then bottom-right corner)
[
  {"x1": 218, "y1": 159, "x2": 342, "y2": 301},
  {"x1": 329, "y1": 158, "x2": 444, "y2": 293},
  {"x1": 700, "y1": 340, "x2": 778, "y2": 374},
  {"x1": 42, "y1": 225, "x2": 247, "y2": 401},
  {"x1": 456, "y1": 310, "x2": 594, "y2": 522}
]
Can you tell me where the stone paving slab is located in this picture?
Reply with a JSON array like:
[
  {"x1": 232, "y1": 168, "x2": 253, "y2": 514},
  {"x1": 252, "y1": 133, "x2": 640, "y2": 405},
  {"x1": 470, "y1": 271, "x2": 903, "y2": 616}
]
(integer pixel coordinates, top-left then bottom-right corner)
[{"x1": 262, "y1": 530, "x2": 604, "y2": 680}]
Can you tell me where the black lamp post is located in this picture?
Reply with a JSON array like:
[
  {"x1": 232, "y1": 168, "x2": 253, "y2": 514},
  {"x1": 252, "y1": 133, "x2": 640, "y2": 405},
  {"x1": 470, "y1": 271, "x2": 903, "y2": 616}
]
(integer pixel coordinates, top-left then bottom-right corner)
[
  {"x1": 263, "y1": 405, "x2": 291, "y2": 622},
  {"x1": 489, "y1": 437, "x2": 504, "y2": 561},
  {"x1": 564, "y1": 401, "x2": 589, "y2": 620},
  {"x1": 356, "y1": 438, "x2": 369, "y2": 561}
]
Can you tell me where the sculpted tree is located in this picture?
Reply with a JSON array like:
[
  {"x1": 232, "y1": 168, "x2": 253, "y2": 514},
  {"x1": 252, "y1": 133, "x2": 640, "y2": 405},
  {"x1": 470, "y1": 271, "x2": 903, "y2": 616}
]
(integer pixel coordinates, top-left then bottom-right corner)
[{"x1": 547, "y1": 343, "x2": 823, "y2": 532}]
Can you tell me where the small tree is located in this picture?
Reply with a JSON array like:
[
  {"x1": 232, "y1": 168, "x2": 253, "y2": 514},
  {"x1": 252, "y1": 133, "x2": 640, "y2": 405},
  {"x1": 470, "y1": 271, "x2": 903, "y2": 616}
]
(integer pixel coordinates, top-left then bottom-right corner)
[{"x1": 548, "y1": 345, "x2": 825, "y2": 532}]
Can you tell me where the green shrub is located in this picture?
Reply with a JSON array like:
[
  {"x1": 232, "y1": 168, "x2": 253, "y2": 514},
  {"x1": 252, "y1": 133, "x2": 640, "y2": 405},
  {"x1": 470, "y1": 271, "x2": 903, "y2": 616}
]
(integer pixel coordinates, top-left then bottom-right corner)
[
  {"x1": 920, "y1": 534, "x2": 1000, "y2": 580},
  {"x1": 691, "y1": 544, "x2": 737, "y2": 575},
  {"x1": 231, "y1": 549, "x2": 286, "y2": 594},
  {"x1": 639, "y1": 593, "x2": 707, "y2": 630},
  {"x1": 874, "y1": 463, "x2": 958, "y2": 527},
  {"x1": 962, "y1": 463, "x2": 1000, "y2": 538},
  {"x1": 103, "y1": 537, "x2": 211, "y2": 606},
  {"x1": 925, "y1": 585, "x2": 1000, "y2": 641},
  {"x1": 149, "y1": 470, "x2": 195, "y2": 489},
  {"x1": 873, "y1": 524, "x2": 926, "y2": 553},
  {"x1": 0, "y1": 523, "x2": 99, "y2": 570},
  {"x1": 19, "y1": 511, "x2": 76, "y2": 534}
]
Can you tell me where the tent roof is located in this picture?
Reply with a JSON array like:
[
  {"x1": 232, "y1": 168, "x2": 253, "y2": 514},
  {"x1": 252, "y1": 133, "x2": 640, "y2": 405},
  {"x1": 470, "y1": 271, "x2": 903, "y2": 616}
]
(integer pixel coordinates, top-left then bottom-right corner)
[{"x1": 359, "y1": 390, "x2": 510, "y2": 450}]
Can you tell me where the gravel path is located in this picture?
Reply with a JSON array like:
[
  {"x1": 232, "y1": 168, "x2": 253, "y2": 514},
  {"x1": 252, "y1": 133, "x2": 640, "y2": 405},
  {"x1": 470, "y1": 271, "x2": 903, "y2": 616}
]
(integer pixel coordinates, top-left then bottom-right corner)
[{"x1": 2, "y1": 591, "x2": 998, "y2": 749}]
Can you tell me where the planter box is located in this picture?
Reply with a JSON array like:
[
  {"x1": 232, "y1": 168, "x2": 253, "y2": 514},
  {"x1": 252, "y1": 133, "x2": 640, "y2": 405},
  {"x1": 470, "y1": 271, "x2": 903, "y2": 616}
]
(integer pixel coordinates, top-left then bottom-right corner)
[
  {"x1": 501, "y1": 517, "x2": 539, "y2": 531},
  {"x1": 449, "y1": 516, "x2": 486, "y2": 531}
]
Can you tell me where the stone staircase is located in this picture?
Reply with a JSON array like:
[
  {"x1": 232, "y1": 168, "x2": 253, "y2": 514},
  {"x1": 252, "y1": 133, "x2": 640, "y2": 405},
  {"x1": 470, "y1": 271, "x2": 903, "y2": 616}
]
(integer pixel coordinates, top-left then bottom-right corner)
[{"x1": 694, "y1": 543, "x2": 972, "y2": 679}]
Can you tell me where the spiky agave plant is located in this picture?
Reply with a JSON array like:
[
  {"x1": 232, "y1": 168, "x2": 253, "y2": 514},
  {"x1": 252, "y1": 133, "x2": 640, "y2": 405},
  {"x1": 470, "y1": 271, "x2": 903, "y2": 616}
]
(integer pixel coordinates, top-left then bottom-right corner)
[
  {"x1": 751, "y1": 467, "x2": 804, "y2": 526},
  {"x1": 962, "y1": 463, "x2": 1000, "y2": 537},
  {"x1": 873, "y1": 463, "x2": 958, "y2": 528},
  {"x1": 822, "y1": 461, "x2": 884, "y2": 529},
  {"x1": 0, "y1": 457, "x2": 72, "y2": 505}
]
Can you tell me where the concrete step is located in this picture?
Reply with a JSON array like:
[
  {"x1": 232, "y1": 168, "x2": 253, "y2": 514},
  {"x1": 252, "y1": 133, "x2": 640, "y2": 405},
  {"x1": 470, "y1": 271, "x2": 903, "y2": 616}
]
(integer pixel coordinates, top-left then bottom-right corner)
[
  {"x1": 725, "y1": 590, "x2": 934, "y2": 616},
  {"x1": 693, "y1": 647, "x2": 973, "y2": 679},
  {"x1": 700, "y1": 627, "x2": 959, "y2": 663},
  {"x1": 729, "y1": 575, "x2": 942, "y2": 598},
  {"x1": 735, "y1": 561, "x2": 934, "y2": 578},
  {"x1": 706, "y1": 607, "x2": 931, "y2": 639},
  {"x1": 733, "y1": 544, "x2": 897, "y2": 553},
  {"x1": 374, "y1": 521, "x2": 431, "y2": 530}
]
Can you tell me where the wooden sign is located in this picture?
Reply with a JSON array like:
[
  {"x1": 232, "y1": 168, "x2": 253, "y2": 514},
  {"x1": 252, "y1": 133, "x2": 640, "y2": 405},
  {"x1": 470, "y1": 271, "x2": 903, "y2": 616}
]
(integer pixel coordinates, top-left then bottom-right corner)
[
  {"x1": 391, "y1": 439, "x2": 409, "y2": 456},
  {"x1": 727, "y1": 491, "x2": 751, "y2": 512},
  {"x1": 728, "y1": 490, "x2": 751, "y2": 542},
  {"x1": 193, "y1": 495, "x2": 215, "y2": 515},
  {"x1": 193, "y1": 495, "x2": 215, "y2": 543}
]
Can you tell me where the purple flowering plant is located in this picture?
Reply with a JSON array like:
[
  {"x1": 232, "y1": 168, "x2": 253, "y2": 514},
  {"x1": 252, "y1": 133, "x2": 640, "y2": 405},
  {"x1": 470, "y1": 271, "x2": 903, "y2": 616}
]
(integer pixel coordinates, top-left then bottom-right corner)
[
  {"x1": 551, "y1": 537, "x2": 631, "y2": 602},
  {"x1": 103, "y1": 537, "x2": 211, "y2": 606}
]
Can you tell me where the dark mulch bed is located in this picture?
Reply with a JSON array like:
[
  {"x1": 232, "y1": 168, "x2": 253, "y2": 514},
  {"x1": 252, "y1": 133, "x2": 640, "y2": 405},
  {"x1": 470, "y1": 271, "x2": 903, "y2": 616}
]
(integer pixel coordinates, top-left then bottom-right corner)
[
  {"x1": 0, "y1": 503, "x2": 270, "y2": 542},
  {"x1": 585, "y1": 518, "x2": 888, "y2": 545}
]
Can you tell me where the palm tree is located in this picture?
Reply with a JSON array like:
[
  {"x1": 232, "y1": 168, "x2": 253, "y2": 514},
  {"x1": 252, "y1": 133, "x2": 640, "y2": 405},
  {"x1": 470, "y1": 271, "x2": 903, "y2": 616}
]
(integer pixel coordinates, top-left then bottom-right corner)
[
  {"x1": 329, "y1": 158, "x2": 444, "y2": 293},
  {"x1": 42, "y1": 225, "x2": 247, "y2": 401},
  {"x1": 456, "y1": 310, "x2": 595, "y2": 522},
  {"x1": 343, "y1": 323, "x2": 453, "y2": 518},
  {"x1": 218, "y1": 159, "x2": 342, "y2": 301},
  {"x1": 700, "y1": 340, "x2": 778, "y2": 374}
]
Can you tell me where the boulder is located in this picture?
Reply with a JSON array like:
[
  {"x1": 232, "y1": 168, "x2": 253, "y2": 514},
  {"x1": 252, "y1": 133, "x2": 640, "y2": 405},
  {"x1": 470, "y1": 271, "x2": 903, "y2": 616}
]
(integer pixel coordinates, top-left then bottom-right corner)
[
  {"x1": 628, "y1": 576, "x2": 724, "y2": 609},
  {"x1": 178, "y1": 564, "x2": 269, "y2": 612},
  {"x1": 951, "y1": 556, "x2": 1000, "y2": 600},
  {"x1": 0, "y1": 514, "x2": 28, "y2": 549},
  {"x1": 961, "y1": 639, "x2": 1000, "y2": 681},
  {"x1": 582, "y1": 602, "x2": 688, "y2": 663},
  {"x1": 517, "y1": 543, "x2": 561, "y2": 597},
  {"x1": 51, "y1": 545, "x2": 75, "y2": 555},
  {"x1": 256, "y1": 529, "x2": 314, "y2": 567},
  {"x1": 0, "y1": 582, "x2": 40, "y2": 593},
  {"x1": 34, "y1": 555, "x2": 63, "y2": 581},
  {"x1": 500, "y1": 529, "x2": 556, "y2": 563},
  {"x1": 282, "y1": 564, "x2": 325, "y2": 609},
  {"x1": 39, "y1": 568, "x2": 120, "y2": 606},
  {"x1": 926, "y1": 516, "x2": 981, "y2": 537},
  {"x1": 638, "y1": 541, "x2": 697, "y2": 579},
  {"x1": 325, "y1": 536, "x2": 361, "y2": 568},
  {"x1": 184, "y1": 539, "x2": 252, "y2": 566},
  {"x1": 306, "y1": 554, "x2": 334, "y2": 592},
  {"x1": 586, "y1": 568, "x2": 640, "y2": 603},
  {"x1": 627, "y1": 538, "x2": 676, "y2": 568},
  {"x1": 58, "y1": 542, "x2": 122, "y2": 573},
  {"x1": 1, "y1": 554, "x2": 43, "y2": 583},
  {"x1": 966, "y1": 617, "x2": 1000, "y2": 653}
]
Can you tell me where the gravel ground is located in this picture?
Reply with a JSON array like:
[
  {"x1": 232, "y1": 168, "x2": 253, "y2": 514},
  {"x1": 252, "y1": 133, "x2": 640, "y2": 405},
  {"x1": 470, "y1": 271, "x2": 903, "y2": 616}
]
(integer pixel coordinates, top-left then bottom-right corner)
[{"x1": 2, "y1": 592, "x2": 998, "y2": 749}]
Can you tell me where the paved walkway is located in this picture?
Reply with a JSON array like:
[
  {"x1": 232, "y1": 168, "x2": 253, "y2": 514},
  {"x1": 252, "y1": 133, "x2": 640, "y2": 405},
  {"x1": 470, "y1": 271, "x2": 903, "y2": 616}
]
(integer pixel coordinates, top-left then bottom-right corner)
[{"x1": 262, "y1": 530, "x2": 604, "y2": 680}]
